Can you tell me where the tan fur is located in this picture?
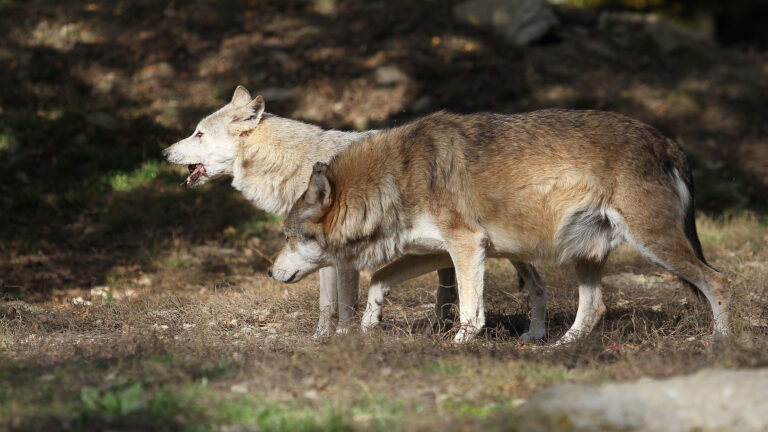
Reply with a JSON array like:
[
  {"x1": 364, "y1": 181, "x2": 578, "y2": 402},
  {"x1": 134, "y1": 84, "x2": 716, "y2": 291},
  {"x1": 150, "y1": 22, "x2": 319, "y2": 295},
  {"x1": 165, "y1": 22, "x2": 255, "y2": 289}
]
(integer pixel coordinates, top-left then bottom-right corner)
[
  {"x1": 277, "y1": 109, "x2": 730, "y2": 343},
  {"x1": 231, "y1": 113, "x2": 377, "y2": 218},
  {"x1": 164, "y1": 86, "x2": 550, "y2": 339}
]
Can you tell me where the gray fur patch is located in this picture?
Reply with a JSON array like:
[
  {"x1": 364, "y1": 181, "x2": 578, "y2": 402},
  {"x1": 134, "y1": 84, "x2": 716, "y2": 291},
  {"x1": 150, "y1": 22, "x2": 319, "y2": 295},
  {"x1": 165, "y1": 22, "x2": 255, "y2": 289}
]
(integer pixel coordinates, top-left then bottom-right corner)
[{"x1": 556, "y1": 208, "x2": 623, "y2": 263}]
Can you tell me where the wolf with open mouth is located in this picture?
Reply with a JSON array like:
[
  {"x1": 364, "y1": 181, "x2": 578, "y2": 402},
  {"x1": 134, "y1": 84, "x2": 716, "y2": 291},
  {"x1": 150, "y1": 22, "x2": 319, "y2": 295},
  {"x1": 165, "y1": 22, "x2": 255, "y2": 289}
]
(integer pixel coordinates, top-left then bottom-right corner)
[{"x1": 161, "y1": 86, "x2": 549, "y2": 341}]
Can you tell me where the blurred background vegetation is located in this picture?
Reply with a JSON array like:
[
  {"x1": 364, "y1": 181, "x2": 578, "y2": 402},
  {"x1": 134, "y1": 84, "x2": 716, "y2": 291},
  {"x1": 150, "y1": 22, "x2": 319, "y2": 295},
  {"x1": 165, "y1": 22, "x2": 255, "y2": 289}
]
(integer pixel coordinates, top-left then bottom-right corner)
[{"x1": 557, "y1": 0, "x2": 768, "y2": 48}]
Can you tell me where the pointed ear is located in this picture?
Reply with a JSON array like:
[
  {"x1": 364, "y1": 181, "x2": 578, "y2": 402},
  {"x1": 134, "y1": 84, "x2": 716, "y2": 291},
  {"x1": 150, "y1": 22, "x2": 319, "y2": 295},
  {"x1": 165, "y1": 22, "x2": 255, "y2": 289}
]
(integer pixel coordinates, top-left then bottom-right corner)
[
  {"x1": 303, "y1": 162, "x2": 334, "y2": 220},
  {"x1": 243, "y1": 96, "x2": 265, "y2": 121},
  {"x1": 231, "y1": 85, "x2": 252, "y2": 107},
  {"x1": 228, "y1": 96, "x2": 266, "y2": 135}
]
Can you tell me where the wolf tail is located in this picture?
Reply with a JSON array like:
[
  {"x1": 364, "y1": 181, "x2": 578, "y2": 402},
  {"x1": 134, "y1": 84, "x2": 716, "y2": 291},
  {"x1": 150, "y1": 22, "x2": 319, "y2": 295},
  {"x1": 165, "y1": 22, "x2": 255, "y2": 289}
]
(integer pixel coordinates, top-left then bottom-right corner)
[{"x1": 678, "y1": 159, "x2": 708, "y2": 301}]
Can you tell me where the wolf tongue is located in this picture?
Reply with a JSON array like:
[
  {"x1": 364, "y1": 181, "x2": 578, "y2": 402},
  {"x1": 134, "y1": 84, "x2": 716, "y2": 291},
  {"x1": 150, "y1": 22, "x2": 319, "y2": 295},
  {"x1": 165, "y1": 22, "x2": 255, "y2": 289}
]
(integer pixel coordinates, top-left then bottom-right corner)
[{"x1": 186, "y1": 163, "x2": 206, "y2": 186}]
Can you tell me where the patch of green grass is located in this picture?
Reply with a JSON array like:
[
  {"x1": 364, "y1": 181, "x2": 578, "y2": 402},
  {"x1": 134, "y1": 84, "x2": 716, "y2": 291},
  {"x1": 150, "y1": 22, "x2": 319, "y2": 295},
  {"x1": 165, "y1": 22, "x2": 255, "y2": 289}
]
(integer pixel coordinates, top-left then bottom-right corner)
[
  {"x1": 421, "y1": 359, "x2": 463, "y2": 375},
  {"x1": 80, "y1": 382, "x2": 144, "y2": 417},
  {"x1": 216, "y1": 397, "x2": 352, "y2": 432},
  {"x1": 73, "y1": 379, "x2": 354, "y2": 431},
  {"x1": 0, "y1": 112, "x2": 175, "y2": 248},
  {"x1": 166, "y1": 255, "x2": 192, "y2": 269},
  {"x1": 440, "y1": 399, "x2": 523, "y2": 420},
  {"x1": 0, "y1": 131, "x2": 14, "y2": 155},
  {"x1": 143, "y1": 353, "x2": 233, "y2": 381},
  {"x1": 699, "y1": 229, "x2": 726, "y2": 245},
  {"x1": 517, "y1": 365, "x2": 571, "y2": 386},
  {"x1": 73, "y1": 380, "x2": 208, "y2": 430},
  {"x1": 107, "y1": 160, "x2": 164, "y2": 192},
  {"x1": 224, "y1": 213, "x2": 282, "y2": 242},
  {"x1": 350, "y1": 392, "x2": 411, "y2": 431}
]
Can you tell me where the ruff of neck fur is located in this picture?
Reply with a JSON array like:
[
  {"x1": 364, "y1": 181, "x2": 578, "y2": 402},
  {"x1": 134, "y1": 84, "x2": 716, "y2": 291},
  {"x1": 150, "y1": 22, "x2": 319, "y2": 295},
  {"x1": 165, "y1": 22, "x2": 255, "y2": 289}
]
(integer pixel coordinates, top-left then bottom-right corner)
[{"x1": 231, "y1": 115, "x2": 323, "y2": 217}]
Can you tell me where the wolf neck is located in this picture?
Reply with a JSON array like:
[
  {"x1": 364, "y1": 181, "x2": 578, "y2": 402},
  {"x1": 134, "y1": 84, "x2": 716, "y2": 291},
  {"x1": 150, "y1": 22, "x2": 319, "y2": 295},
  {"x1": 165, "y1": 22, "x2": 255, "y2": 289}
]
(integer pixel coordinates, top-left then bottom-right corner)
[
  {"x1": 231, "y1": 114, "x2": 372, "y2": 218},
  {"x1": 325, "y1": 172, "x2": 409, "y2": 270}
]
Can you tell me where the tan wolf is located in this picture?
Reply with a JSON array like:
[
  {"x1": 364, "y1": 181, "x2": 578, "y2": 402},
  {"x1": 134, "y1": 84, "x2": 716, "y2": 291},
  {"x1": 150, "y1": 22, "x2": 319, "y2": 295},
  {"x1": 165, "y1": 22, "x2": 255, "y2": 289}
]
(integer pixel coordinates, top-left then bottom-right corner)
[
  {"x1": 270, "y1": 109, "x2": 730, "y2": 344},
  {"x1": 161, "y1": 85, "x2": 549, "y2": 340}
]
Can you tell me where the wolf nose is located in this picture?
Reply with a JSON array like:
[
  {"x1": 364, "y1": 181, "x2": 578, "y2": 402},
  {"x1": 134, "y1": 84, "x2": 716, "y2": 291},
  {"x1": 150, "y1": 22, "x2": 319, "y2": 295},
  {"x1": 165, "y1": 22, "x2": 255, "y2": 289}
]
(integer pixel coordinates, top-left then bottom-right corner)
[
  {"x1": 267, "y1": 269, "x2": 273, "y2": 278},
  {"x1": 161, "y1": 148, "x2": 169, "y2": 159}
]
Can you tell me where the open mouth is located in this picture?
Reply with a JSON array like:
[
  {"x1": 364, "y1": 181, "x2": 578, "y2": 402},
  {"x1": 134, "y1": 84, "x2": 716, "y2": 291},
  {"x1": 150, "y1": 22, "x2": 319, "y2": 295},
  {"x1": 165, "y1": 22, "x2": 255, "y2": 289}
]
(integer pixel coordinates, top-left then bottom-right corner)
[
  {"x1": 285, "y1": 270, "x2": 299, "y2": 283},
  {"x1": 185, "y1": 163, "x2": 207, "y2": 187}
]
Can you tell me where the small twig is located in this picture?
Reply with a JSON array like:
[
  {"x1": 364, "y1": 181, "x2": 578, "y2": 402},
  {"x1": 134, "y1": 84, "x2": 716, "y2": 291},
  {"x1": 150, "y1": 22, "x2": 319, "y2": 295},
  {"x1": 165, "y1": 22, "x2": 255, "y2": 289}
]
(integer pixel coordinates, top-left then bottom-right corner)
[{"x1": 249, "y1": 245, "x2": 274, "y2": 265}]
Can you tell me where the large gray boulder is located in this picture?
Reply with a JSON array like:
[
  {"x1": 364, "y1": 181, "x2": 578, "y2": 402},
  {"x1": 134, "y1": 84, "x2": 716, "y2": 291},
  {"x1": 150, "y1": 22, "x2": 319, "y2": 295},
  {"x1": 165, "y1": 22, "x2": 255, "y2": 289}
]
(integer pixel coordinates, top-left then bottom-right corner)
[
  {"x1": 453, "y1": 0, "x2": 559, "y2": 46},
  {"x1": 518, "y1": 368, "x2": 768, "y2": 431}
]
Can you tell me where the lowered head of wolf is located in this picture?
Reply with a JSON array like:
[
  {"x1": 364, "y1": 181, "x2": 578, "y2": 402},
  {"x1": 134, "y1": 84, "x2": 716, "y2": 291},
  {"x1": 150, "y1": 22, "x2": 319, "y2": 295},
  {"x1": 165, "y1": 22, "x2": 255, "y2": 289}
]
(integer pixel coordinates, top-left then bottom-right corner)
[
  {"x1": 269, "y1": 162, "x2": 337, "y2": 283},
  {"x1": 162, "y1": 85, "x2": 265, "y2": 188}
]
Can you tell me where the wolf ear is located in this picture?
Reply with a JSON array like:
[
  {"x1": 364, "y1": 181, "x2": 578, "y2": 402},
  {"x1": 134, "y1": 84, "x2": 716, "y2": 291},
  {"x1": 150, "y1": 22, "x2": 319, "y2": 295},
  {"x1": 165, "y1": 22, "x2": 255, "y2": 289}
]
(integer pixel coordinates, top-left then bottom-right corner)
[
  {"x1": 231, "y1": 85, "x2": 252, "y2": 107},
  {"x1": 243, "y1": 96, "x2": 265, "y2": 121},
  {"x1": 229, "y1": 96, "x2": 266, "y2": 135},
  {"x1": 303, "y1": 162, "x2": 333, "y2": 220}
]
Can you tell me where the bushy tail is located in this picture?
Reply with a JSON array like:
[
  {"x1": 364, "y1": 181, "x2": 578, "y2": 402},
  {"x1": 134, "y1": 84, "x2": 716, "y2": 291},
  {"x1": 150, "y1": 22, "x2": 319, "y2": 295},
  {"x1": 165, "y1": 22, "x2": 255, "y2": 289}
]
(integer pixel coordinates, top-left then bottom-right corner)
[{"x1": 680, "y1": 164, "x2": 708, "y2": 300}]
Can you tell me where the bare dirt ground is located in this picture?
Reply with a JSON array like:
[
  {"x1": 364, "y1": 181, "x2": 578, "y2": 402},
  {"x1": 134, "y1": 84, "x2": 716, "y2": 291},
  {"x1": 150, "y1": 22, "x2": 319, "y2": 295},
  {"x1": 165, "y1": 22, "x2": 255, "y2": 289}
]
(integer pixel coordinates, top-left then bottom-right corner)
[{"x1": 1, "y1": 1, "x2": 767, "y2": 430}]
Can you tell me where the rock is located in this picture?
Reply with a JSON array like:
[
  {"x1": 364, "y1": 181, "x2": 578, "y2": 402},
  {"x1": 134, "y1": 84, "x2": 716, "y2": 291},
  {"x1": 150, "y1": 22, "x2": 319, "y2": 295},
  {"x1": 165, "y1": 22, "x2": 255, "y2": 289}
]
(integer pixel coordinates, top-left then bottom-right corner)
[
  {"x1": 598, "y1": 11, "x2": 713, "y2": 54},
  {"x1": 71, "y1": 296, "x2": 92, "y2": 306},
  {"x1": 375, "y1": 65, "x2": 411, "y2": 85},
  {"x1": 410, "y1": 95, "x2": 433, "y2": 113},
  {"x1": 453, "y1": 0, "x2": 558, "y2": 46},
  {"x1": 518, "y1": 369, "x2": 768, "y2": 432}
]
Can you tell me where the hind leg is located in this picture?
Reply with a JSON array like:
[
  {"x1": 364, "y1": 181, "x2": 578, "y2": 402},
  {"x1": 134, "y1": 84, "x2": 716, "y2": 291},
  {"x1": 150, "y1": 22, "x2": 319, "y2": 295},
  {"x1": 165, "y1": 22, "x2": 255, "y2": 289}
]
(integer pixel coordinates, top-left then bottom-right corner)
[
  {"x1": 434, "y1": 268, "x2": 458, "y2": 330},
  {"x1": 513, "y1": 261, "x2": 548, "y2": 342},
  {"x1": 627, "y1": 227, "x2": 730, "y2": 338},
  {"x1": 361, "y1": 254, "x2": 454, "y2": 332},
  {"x1": 554, "y1": 258, "x2": 607, "y2": 346}
]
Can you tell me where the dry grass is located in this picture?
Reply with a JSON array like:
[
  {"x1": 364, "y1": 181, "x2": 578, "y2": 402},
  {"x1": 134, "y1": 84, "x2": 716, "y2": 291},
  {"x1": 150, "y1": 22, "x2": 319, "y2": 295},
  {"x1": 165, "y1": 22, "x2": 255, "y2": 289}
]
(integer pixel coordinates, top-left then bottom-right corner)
[
  {"x1": 1, "y1": 0, "x2": 767, "y2": 429},
  {"x1": 2, "y1": 213, "x2": 766, "y2": 430}
]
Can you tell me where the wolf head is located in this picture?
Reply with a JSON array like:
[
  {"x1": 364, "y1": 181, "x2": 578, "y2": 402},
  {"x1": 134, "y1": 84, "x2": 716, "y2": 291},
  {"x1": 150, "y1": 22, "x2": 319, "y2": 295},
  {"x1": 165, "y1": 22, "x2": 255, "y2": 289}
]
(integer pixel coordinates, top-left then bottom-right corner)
[
  {"x1": 162, "y1": 85, "x2": 266, "y2": 187},
  {"x1": 270, "y1": 162, "x2": 335, "y2": 283}
]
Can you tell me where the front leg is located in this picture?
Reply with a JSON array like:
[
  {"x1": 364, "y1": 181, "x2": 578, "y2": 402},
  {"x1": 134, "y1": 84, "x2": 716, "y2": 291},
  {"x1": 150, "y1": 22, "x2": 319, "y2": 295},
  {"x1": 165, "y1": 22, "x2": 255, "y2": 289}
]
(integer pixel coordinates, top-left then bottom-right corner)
[
  {"x1": 361, "y1": 254, "x2": 454, "y2": 332},
  {"x1": 335, "y1": 268, "x2": 359, "y2": 334},
  {"x1": 313, "y1": 266, "x2": 338, "y2": 339},
  {"x1": 445, "y1": 231, "x2": 488, "y2": 343}
]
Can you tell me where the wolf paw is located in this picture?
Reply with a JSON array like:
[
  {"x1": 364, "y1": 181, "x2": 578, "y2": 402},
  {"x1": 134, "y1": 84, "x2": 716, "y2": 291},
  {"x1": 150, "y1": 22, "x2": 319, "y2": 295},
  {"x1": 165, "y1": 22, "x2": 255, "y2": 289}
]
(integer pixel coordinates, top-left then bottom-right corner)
[
  {"x1": 453, "y1": 326, "x2": 481, "y2": 343},
  {"x1": 360, "y1": 306, "x2": 381, "y2": 334},
  {"x1": 518, "y1": 326, "x2": 547, "y2": 343},
  {"x1": 360, "y1": 318, "x2": 379, "y2": 334},
  {"x1": 312, "y1": 320, "x2": 334, "y2": 340}
]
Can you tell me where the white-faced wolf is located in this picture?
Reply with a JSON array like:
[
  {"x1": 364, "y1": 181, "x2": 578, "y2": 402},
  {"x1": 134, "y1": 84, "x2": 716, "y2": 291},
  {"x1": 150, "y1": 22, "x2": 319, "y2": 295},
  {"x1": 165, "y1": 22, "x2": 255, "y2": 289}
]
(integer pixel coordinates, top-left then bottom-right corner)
[
  {"x1": 270, "y1": 109, "x2": 730, "y2": 344},
  {"x1": 161, "y1": 85, "x2": 549, "y2": 340}
]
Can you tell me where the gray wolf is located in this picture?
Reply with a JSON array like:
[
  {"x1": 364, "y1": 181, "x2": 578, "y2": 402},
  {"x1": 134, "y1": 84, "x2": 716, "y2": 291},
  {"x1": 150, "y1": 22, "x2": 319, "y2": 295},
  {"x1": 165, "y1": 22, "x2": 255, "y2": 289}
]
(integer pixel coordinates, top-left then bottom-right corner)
[
  {"x1": 161, "y1": 85, "x2": 548, "y2": 340},
  {"x1": 270, "y1": 109, "x2": 730, "y2": 344}
]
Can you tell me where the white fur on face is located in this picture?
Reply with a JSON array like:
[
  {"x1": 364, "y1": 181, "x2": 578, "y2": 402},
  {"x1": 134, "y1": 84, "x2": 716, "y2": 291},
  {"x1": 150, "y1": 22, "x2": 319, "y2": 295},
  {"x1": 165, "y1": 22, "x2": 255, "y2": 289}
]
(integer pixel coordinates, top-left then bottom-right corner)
[
  {"x1": 271, "y1": 240, "x2": 330, "y2": 283},
  {"x1": 162, "y1": 106, "x2": 241, "y2": 185}
]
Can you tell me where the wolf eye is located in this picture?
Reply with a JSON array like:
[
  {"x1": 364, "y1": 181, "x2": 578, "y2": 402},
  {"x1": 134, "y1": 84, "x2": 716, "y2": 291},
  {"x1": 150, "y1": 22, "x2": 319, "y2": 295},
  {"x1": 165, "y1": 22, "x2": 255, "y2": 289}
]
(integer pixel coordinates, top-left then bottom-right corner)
[{"x1": 195, "y1": 131, "x2": 203, "y2": 138}]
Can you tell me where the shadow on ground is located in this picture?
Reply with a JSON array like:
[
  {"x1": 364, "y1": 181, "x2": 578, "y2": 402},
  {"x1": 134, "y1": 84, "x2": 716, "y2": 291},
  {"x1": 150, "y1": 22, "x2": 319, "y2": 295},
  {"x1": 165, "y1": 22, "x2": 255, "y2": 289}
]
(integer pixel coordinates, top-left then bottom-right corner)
[{"x1": 1, "y1": 1, "x2": 766, "y2": 302}]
